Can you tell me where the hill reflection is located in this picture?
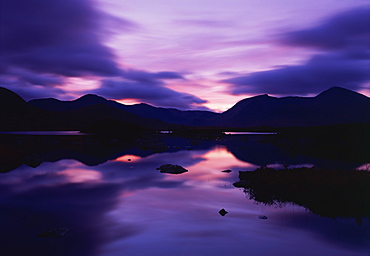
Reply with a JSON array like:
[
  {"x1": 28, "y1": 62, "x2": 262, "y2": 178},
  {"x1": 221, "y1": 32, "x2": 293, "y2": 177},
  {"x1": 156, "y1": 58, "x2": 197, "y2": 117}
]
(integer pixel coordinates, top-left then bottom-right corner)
[
  {"x1": 0, "y1": 133, "x2": 367, "y2": 173},
  {"x1": 0, "y1": 138, "x2": 369, "y2": 255},
  {"x1": 234, "y1": 167, "x2": 370, "y2": 221}
]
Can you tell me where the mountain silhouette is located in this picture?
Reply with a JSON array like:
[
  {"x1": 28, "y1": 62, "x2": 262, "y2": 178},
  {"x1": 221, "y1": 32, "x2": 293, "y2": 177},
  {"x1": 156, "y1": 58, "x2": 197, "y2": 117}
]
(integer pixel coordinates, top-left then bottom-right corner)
[
  {"x1": 0, "y1": 87, "x2": 27, "y2": 108},
  {"x1": 28, "y1": 94, "x2": 109, "y2": 112},
  {"x1": 0, "y1": 87, "x2": 171, "y2": 130},
  {"x1": 212, "y1": 87, "x2": 370, "y2": 127},
  {"x1": 29, "y1": 94, "x2": 220, "y2": 126},
  {"x1": 0, "y1": 87, "x2": 61, "y2": 130},
  {"x1": 1, "y1": 86, "x2": 370, "y2": 130},
  {"x1": 58, "y1": 103, "x2": 169, "y2": 130}
]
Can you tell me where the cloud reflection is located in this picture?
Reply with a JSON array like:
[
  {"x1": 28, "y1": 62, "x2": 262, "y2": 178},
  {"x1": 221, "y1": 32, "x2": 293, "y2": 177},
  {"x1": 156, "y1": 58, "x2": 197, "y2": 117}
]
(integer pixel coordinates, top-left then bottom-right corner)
[
  {"x1": 275, "y1": 212, "x2": 370, "y2": 252},
  {"x1": 0, "y1": 181, "x2": 138, "y2": 256},
  {"x1": 1, "y1": 144, "x2": 368, "y2": 256},
  {"x1": 59, "y1": 168, "x2": 103, "y2": 183}
]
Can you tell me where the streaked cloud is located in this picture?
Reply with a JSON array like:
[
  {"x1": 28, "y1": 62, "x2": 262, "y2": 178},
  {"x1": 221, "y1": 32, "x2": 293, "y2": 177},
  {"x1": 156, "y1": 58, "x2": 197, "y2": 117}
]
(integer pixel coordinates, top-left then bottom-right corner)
[
  {"x1": 91, "y1": 79, "x2": 208, "y2": 109},
  {"x1": 1, "y1": 0, "x2": 368, "y2": 110},
  {"x1": 0, "y1": 0, "x2": 207, "y2": 108},
  {"x1": 223, "y1": 7, "x2": 370, "y2": 96}
]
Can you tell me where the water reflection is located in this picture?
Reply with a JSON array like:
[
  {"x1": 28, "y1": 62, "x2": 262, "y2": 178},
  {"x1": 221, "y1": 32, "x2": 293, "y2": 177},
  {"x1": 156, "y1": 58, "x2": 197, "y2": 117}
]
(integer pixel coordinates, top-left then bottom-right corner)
[
  {"x1": 234, "y1": 167, "x2": 370, "y2": 219},
  {"x1": 0, "y1": 179, "x2": 130, "y2": 256},
  {"x1": 0, "y1": 140, "x2": 369, "y2": 256},
  {"x1": 1, "y1": 134, "x2": 367, "y2": 173}
]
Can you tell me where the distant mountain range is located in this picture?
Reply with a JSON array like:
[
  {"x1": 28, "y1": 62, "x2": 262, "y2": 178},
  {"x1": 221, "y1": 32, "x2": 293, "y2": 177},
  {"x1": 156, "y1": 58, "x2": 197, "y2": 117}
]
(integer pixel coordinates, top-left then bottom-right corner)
[
  {"x1": 0, "y1": 87, "x2": 170, "y2": 131},
  {"x1": 1, "y1": 86, "x2": 369, "y2": 131},
  {"x1": 213, "y1": 87, "x2": 370, "y2": 127},
  {"x1": 28, "y1": 94, "x2": 219, "y2": 126}
]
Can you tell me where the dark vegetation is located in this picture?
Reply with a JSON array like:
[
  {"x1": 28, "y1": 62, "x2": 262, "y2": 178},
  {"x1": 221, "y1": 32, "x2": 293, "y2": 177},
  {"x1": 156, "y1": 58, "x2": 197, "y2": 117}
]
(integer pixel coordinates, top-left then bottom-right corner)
[
  {"x1": 80, "y1": 118, "x2": 150, "y2": 139},
  {"x1": 270, "y1": 122, "x2": 370, "y2": 163},
  {"x1": 0, "y1": 134, "x2": 134, "y2": 173},
  {"x1": 171, "y1": 127, "x2": 225, "y2": 139},
  {"x1": 234, "y1": 167, "x2": 370, "y2": 221}
]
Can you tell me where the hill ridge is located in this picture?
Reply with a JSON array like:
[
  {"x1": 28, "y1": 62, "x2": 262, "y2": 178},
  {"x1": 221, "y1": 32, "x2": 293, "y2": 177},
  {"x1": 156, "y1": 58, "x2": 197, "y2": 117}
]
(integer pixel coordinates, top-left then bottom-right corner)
[{"x1": 1, "y1": 86, "x2": 370, "y2": 129}]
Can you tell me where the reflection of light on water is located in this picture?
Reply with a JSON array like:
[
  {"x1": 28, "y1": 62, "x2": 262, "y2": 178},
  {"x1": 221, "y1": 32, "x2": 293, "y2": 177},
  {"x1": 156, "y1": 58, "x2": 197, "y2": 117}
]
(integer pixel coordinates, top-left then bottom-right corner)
[
  {"x1": 106, "y1": 172, "x2": 319, "y2": 256},
  {"x1": 356, "y1": 163, "x2": 370, "y2": 171},
  {"x1": 114, "y1": 155, "x2": 142, "y2": 162},
  {"x1": 198, "y1": 145, "x2": 256, "y2": 170},
  {"x1": 2, "y1": 144, "x2": 368, "y2": 256},
  {"x1": 267, "y1": 163, "x2": 315, "y2": 169},
  {"x1": 60, "y1": 168, "x2": 103, "y2": 183},
  {"x1": 225, "y1": 132, "x2": 277, "y2": 135},
  {"x1": 174, "y1": 146, "x2": 257, "y2": 185}
]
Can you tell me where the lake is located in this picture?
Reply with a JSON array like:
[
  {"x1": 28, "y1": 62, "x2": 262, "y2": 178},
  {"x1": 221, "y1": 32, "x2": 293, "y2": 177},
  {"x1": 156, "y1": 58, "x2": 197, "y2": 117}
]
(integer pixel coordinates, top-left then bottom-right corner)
[
  {"x1": 0, "y1": 134, "x2": 369, "y2": 256},
  {"x1": 0, "y1": 131, "x2": 88, "y2": 135},
  {"x1": 225, "y1": 131, "x2": 277, "y2": 135}
]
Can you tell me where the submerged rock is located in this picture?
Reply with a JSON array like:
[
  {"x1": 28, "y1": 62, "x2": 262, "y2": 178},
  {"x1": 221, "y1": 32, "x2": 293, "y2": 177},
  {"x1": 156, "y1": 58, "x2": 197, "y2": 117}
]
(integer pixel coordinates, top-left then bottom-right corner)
[
  {"x1": 38, "y1": 227, "x2": 68, "y2": 238},
  {"x1": 219, "y1": 208, "x2": 228, "y2": 216},
  {"x1": 157, "y1": 164, "x2": 188, "y2": 174}
]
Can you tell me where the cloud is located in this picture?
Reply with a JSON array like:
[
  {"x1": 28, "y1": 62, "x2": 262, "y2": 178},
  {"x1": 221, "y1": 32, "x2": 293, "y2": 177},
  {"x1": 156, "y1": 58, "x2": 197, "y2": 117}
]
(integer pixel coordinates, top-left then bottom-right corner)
[
  {"x1": 282, "y1": 7, "x2": 370, "y2": 50},
  {"x1": 91, "y1": 79, "x2": 207, "y2": 109},
  {"x1": 5, "y1": 68, "x2": 64, "y2": 86},
  {"x1": 89, "y1": 68, "x2": 207, "y2": 110},
  {"x1": 0, "y1": 0, "x2": 208, "y2": 109},
  {"x1": 0, "y1": 0, "x2": 126, "y2": 101},
  {"x1": 0, "y1": 78, "x2": 66, "y2": 101},
  {"x1": 0, "y1": 0, "x2": 130, "y2": 78},
  {"x1": 175, "y1": 19, "x2": 234, "y2": 28},
  {"x1": 223, "y1": 7, "x2": 370, "y2": 96},
  {"x1": 225, "y1": 50, "x2": 370, "y2": 95},
  {"x1": 119, "y1": 69, "x2": 184, "y2": 84}
]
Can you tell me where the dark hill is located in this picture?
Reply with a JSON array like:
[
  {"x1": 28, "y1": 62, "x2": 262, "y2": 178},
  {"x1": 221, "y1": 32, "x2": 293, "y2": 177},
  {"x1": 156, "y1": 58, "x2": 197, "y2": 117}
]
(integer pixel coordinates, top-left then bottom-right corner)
[
  {"x1": 0, "y1": 87, "x2": 172, "y2": 131},
  {"x1": 0, "y1": 87, "x2": 27, "y2": 108},
  {"x1": 315, "y1": 86, "x2": 369, "y2": 102},
  {"x1": 2, "y1": 86, "x2": 370, "y2": 130},
  {"x1": 58, "y1": 103, "x2": 170, "y2": 130},
  {"x1": 29, "y1": 95, "x2": 220, "y2": 126},
  {"x1": 120, "y1": 103, "x2": 219, "y2": 125},
  {"x1": 28, "y1": 94, "x2": 108, "y2": 112},
  {"x1": 0, "y1": 87, "x2": 62, "y2": 130},
  {"x1": 212, "y1": 87, "x2": 370, "y2": 128}
]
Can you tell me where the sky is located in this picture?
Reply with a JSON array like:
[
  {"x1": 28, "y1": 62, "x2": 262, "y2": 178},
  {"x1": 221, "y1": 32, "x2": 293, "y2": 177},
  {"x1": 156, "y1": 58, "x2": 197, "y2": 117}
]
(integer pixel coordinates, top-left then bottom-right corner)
[{"x1": 0, "y1": 0, "x2": 369, "y2": 112}]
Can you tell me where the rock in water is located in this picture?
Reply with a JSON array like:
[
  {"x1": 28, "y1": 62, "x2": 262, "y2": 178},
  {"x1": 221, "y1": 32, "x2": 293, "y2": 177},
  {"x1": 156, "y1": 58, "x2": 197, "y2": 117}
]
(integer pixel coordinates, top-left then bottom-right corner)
[
  {"x1": 219, "y1": 209, "x2": 228, "y2": 216},
  {"x1": 38, "y1": 227, "x2": 68, "y2": 238},
  {"x1": 156, "y1": 164, "x2": 188, "y2": 174}
]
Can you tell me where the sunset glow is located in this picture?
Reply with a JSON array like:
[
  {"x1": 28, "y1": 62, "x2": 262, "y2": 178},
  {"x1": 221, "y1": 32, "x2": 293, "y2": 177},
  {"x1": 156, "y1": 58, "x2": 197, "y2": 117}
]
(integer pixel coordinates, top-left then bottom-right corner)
[{"x1": 1, "y1": 0, "x2": 369, "y2": 110}]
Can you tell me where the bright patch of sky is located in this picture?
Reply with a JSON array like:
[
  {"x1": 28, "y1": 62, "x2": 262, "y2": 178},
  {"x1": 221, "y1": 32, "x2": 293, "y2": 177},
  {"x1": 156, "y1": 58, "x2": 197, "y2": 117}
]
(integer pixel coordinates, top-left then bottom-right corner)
[{"x1": 1, "y1": 0, "x2": 369, "y2": 111}]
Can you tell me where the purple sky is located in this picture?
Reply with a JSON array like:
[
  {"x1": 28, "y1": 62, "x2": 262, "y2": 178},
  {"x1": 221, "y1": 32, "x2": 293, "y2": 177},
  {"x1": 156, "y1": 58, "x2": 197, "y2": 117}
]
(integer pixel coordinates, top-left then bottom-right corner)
[{"x1": 1, "y1": 0, "x2": 369, "y2": 111}]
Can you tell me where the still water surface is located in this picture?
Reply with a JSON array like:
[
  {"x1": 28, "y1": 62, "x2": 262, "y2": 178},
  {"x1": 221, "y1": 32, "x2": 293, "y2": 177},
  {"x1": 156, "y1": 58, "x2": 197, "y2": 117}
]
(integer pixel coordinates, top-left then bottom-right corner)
[
  {"x1": 0, "y1": 140, "x2": 369, "y2": 256},
  {"x1": 0, "y1": 131, "x2": 88, "y2": 135}
]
